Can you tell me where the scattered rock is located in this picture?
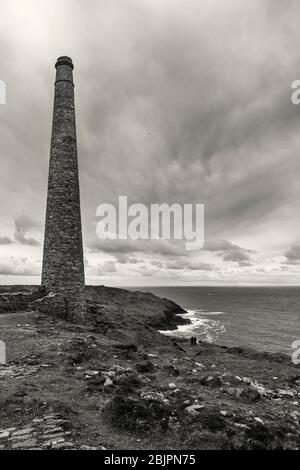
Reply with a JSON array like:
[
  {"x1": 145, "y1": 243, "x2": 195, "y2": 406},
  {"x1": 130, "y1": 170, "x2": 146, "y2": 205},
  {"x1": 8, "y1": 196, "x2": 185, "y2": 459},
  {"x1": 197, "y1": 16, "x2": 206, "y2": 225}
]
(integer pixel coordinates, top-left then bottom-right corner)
[
  {"x1": 42, "y1": 433, "x2": 66, "y2": 441},
  {"x1": 225, "y1": 387, "x2": 244, "y2": 398},
  {"x1": 254, "y1": 417, "x2": 264, "y2": 425},
  {"x1": 234, "y1": 423, "x2": 250, "y2": 430},
  {"x1": 12, "y1": 428, "x2": 35, "y2": 437},
  {"x1": 106, "y1": 371, "x2": 116, "y2": 378},
  {"x1": 12, "y1": 438, "x2": 37, "y2": 449},
  {"x1": 79, "y1": 445, "x2": 98, "y2": 450},
  {"x1": 104, "y1": 377, "x2": 113, "y2": 387},
  {"x1": 199, "y1": 374, "x2": 223, "y2": 388},
  {"x1": 185, "y1": 404, "x2": 205, "y2": 417},
  {"x1": 43, "y1": 427, "x2": 64, "y2": 435},
  {"x1": 51, "y1": 441, "x2": 74, "y2": 449},
  {"x1": 241, "y1": 387, "x2": 261, "y2": 402},
  {"x1": 142, "y1": 377, "x2": 152, "y2": 385},
  {"x1": 85, "y1": 370, "x2": 99, "y2": 377},
  {"x1": 290, "y1": 411, "x2": 300, "y2": 421}
]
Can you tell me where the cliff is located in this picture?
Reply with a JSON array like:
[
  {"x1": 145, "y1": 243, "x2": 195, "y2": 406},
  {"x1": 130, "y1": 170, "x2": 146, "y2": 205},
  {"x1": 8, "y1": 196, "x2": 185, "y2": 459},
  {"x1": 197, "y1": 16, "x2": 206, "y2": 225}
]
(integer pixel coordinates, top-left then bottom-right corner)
[{"x1": 0, "y1": 285, "x2": 299, "y2": 450}]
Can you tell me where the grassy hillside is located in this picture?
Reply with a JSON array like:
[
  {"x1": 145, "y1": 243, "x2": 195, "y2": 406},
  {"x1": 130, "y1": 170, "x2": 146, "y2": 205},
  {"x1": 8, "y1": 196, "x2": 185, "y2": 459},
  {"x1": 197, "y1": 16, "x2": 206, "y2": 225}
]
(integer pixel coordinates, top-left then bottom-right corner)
[{"x1": 0, "y1": 286, "x2": 299, "y2": 450}]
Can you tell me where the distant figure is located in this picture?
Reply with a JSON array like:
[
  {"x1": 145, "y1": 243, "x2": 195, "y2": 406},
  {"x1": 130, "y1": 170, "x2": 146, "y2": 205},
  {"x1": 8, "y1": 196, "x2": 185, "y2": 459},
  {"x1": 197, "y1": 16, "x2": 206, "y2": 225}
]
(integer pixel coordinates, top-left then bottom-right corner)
[{"x1": 190, "y1": 336, "x2": 197, "y2": 345}]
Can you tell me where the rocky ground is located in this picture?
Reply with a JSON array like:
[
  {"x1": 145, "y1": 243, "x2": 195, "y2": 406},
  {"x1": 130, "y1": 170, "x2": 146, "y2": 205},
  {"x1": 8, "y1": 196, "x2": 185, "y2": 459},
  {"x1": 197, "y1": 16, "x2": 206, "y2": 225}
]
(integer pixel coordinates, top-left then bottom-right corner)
[{"x1": 0, "y1": 285, "x2": 300, "y2": 450}]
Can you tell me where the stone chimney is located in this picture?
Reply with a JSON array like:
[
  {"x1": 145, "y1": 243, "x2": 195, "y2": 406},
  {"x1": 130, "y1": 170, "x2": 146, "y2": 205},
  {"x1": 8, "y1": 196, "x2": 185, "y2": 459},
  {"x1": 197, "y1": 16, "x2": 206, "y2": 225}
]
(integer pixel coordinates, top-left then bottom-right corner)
[{"x1": 41, "y1": 56, "x2": 86, "y2": 320}]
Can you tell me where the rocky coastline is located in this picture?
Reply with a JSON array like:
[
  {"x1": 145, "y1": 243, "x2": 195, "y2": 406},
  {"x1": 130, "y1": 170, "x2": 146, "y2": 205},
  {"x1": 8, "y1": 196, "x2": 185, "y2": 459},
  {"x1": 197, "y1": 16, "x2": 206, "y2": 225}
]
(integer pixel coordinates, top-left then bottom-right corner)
[{"x1": 0, "y1": 285, "x2": 299, "y2": 450}]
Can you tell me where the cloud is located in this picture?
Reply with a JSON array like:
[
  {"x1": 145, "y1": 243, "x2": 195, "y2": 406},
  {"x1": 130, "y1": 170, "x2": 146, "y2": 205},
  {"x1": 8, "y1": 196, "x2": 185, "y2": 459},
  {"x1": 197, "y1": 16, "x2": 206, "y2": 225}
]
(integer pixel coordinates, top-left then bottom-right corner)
[
  {"x1": 205, "y1": 239, "x2": 255, "y2": 267},
  {"x1": 0, "y1": 257, "x2": 40, "y2": 276},
  {"x1": 0, "y1": 214, "x2": 40, "y2": 247},
  {"x1": 0, "y1": 236, "x2": 13, "y2": 245},
  {"x1": 96, "y1": 260, "x2": 118, "y2": 275},
  {"x1": 113, "y1": 254, "x2": 139, "y2": 264},
  {"x1": 14, "y1": 214, "x2": 40, "y2": 247},
  {"x1": 284, "y1": 245, "x2": 300, "y2": 265},
  {"x1": 88, "y1": 238, "x2": 185, "y2": 257},
  {"x1": 1, "y1": 0, "x2": 300, "y2": 284},
  {"x1": 189, "y1": 262, "x2": 215, "y2": 271},
  {"x1": 164, "y1": 259, "x2": 214, "y2": 271},
  {"x1": 222, "y1": 251, "x2": 252, "y2": 267}
]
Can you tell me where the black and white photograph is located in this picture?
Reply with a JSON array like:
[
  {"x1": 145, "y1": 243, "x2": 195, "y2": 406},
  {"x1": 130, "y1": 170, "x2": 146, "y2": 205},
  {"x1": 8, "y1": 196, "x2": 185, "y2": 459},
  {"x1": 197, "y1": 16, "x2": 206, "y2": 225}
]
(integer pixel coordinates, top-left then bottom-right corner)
[{"x1": 0, "y1": 0, "x2": 300, "y2": 456}]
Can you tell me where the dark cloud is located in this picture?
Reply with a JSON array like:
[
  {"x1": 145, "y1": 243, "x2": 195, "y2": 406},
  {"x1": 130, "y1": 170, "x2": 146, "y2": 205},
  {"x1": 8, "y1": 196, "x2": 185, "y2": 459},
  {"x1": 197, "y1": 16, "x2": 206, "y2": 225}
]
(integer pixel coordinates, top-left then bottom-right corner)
[
  {"x1": 113, "y1": 254, "x2": 139, "y2": 264},
  {"x1": 88, "y1": 238, "x2": 185, "y2": 257},
  {"x1": 14, "y1": 215, "x2": 40, "y2": 247},
  {"x1": 164, "y1": 259, "x2": 214, "y2": 271},
  {"x1": 0, "y1": 0, "x2": 300, "y2": 284},
  {"x1": 189, "y1": 262, "x2": 215, "y2": 272},
  {"x1": 222, "y1": 251, "x2": 252, "y2": 267},
  {"x1": 205, "y1": 239, "x2": 255, "y2": 267},
  {"x1": 284, "y1": 245, "x2": 300, "y2": 265},
  {"x1": 96, "y1": 261, "x2": 117, "y2": 275},
  {"x1": 0, "y1": 236, "x2": 13, "y2": 245}
]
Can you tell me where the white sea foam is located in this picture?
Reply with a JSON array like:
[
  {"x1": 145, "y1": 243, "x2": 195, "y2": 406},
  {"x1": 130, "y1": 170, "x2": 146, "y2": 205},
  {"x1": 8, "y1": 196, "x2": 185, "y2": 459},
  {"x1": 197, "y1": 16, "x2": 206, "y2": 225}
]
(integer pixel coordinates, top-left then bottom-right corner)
[
  {"x1": 159, "y1": 309, "x2": 225, "y2": 342},
  {"x1": 198, "y1": 311, "x2": 226, "y2": 316}
]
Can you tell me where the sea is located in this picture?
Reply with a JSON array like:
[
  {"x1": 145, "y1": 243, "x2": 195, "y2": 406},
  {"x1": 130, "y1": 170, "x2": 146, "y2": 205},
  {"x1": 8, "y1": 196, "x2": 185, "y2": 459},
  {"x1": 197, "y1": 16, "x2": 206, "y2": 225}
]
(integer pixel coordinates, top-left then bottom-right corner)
[{"x1": 129, "y1": 286, "x2": 300, "y2": 356}]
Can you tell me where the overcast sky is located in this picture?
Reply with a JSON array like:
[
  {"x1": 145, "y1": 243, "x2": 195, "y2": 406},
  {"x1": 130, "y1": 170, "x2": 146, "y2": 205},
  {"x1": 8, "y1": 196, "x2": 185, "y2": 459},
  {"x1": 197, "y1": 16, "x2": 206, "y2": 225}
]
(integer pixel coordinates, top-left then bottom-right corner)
[{"x1": 1, "y1": 0, "x2": 300, "y2": 286}]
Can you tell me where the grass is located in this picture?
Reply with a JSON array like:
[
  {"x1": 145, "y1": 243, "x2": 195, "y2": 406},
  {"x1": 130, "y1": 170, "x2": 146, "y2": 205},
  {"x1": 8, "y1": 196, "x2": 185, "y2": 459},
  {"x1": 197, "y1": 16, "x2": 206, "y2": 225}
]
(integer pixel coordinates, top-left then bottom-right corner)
[{"x1": 0, "y1": 285, "x2": 299, "y2": 449}]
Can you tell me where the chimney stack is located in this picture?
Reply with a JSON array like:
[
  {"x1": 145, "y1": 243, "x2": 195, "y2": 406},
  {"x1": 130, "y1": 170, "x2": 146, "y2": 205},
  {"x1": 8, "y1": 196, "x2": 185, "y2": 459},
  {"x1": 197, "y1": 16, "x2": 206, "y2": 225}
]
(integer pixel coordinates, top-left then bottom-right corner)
[{"x1": 41, "y1": 56, "x2": 86, "y2": 320}]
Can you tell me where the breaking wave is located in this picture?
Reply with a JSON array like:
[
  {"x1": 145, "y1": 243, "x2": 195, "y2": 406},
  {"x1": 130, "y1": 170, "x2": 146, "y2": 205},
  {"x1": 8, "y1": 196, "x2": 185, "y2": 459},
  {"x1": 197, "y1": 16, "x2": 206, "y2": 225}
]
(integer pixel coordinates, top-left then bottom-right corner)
[{"x1": 159, "y1": 309, "x2": 226, "y2": 343}]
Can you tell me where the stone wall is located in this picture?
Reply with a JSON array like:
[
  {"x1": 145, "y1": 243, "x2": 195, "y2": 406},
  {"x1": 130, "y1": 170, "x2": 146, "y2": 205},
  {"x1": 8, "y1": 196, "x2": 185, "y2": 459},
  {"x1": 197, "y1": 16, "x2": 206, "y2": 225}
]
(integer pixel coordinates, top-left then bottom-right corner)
[
  {"x1": 0, "y1": 292, "x2": 39, "y2": 313},
  {"x1": 32, "y1": 292, "x2": 85, "y2": 322}
]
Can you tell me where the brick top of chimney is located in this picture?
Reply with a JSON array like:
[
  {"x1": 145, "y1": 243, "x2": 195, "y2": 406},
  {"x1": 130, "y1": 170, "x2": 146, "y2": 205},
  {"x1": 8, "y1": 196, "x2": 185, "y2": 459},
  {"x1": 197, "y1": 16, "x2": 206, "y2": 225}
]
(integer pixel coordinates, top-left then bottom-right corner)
[{"x1": 55, "y1": 56, "x2": 74, "y2": 69}]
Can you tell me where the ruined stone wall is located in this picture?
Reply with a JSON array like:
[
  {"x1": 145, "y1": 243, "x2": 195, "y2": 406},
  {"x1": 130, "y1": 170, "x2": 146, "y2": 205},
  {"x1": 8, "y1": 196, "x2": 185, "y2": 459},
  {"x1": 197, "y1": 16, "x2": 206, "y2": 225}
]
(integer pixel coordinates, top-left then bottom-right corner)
[
  {"x1": 41, "y1": 57, "x2": 86, "y2": 320},
  {"x1": 0, "y1": 292, "x2": 40, "y2": 313}
]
